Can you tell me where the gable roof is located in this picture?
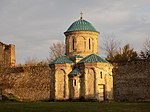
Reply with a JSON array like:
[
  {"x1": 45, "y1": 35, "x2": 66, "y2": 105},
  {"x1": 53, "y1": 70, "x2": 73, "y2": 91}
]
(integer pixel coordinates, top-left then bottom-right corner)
[
  {"x1": 69, "y1": 68, "x2": 81, "y2": 76},
  {"x1": 50, "y1": 56, "x2": 74, "y2": 65},
  {"x1": 78, "y1": 54, "x2": 108, "y2": 64}
]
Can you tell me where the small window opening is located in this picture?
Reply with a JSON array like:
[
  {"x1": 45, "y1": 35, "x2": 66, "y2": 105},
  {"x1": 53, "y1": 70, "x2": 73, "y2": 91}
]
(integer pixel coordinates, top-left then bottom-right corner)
[
  {"x1": 73, "y1": 38, "x2": 75, "y2": 50},
  {"x1": 89, "y1": 39, "x2": 91, "y2": 50},
  {"x1": 74, "y1": 79, "x2": 76, "y2": 86},
  {"x1": 100, "y1": 72, "x2": 102, "y2": 79}
]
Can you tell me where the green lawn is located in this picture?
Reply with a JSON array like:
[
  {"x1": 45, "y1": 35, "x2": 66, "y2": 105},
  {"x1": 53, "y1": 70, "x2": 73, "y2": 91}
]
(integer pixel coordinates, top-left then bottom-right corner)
[{"x1": 0, "y1": 102, "x2": 150, "y2": 112}]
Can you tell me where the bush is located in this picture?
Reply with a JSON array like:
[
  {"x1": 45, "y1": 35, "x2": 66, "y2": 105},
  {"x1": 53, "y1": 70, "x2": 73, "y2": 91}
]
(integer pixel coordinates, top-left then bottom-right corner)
[{"x1": 2, "y1": 93, "x2": 19, "y2": 102}]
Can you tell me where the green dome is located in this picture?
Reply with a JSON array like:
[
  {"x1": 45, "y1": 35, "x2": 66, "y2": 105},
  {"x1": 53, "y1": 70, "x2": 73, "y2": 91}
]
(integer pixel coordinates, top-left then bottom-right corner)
[{"x1": 65, "y1": 19, "x2": 98, "y2": 33}]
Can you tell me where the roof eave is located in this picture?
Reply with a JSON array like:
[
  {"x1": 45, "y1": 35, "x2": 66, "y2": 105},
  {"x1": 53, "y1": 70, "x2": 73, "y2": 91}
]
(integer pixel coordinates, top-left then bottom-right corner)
[{"x1": 64, "y1": 30, "x2": 99, "y2": 34}]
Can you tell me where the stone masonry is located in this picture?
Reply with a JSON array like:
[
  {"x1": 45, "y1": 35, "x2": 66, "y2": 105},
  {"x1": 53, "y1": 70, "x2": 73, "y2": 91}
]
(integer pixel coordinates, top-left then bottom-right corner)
[
  {"x1": 65, "y1": 31, "x2": 99, "y2": 58},
  {"x1": 0, "y1": 66, "x2": 50, "y2": 101},
  {"x1": 0, "y1": 61, "x2": 150, "y2": 101},
  {"x1": 0, "y1": 42, "x2": 16, "y2": 67},
  {"x1": 113, "y1": 61, "x2": 150, "y2": 101}
]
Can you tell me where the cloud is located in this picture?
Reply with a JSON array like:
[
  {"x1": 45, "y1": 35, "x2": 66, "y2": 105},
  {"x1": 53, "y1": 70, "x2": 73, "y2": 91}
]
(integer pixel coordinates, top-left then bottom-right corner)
[{"x1": 0, "y1": 0, "x2": 150, "y2": 63}]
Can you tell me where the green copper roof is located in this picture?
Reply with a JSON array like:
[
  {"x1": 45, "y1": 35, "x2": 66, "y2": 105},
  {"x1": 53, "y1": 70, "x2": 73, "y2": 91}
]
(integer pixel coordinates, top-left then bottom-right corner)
[
  {"x1": 69, "y1": 68, "x2": 81, "y2": 76},
  {"x1": 65, "y1": 19, "x2": 98, "y2": 33},
  {"x1": 50, "y1": 56, "x2": 74, "y2": 64},
  {"x1": 78, "y1": 54, "x2": 108, "y2": 64},
  {"x1": 71, "y1": 55, "x2": 83, "y2": 59}
]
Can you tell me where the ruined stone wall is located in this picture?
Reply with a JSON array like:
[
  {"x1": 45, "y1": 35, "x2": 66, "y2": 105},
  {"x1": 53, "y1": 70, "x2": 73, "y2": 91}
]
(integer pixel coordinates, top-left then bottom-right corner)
[
  {"x1": 0, "y1": 66, "x2": 50, "y2": 101},
  {"x1": 0, "y1": 42, "x2": 16, "y2": 67},
  {"x1": 113, "y1": 61, "x2": 150, "y2": 101}
]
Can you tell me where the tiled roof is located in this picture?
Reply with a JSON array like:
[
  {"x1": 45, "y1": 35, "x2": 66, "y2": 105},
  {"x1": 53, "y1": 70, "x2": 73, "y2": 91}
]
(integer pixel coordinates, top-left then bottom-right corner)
[
  {"x1": 50, "y1": 56, "x2": 74, "y2": 64},
  {"x1": 65, "y1": 19, "x2": 99, "y2": 33},
  {"x1": 78, "y1": 54, "x2": 108, "y2": 64},
  {"x1": 71, "y1": 55, "x2": 83, "y2": 59},
  {"x1": 69, "y1": 68, "x2": 81, "y2": 76}
]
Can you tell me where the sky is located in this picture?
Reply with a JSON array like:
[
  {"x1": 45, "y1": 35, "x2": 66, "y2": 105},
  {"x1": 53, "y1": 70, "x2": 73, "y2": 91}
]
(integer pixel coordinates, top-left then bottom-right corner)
[{"x1": 0, "y1": 0, "x2": 150, "y2": 64}]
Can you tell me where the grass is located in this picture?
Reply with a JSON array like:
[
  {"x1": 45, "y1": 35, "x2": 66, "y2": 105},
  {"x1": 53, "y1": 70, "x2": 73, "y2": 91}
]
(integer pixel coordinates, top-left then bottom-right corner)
[{"x1": 0, "y1": 101, "x2": 150, "y2": 112}]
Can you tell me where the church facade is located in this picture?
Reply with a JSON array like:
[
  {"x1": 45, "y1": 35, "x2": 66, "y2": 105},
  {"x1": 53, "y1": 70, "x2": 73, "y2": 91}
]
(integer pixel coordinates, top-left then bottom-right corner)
[{"x1": 49, "y1": 16, "x2": 113, "y2": 101}]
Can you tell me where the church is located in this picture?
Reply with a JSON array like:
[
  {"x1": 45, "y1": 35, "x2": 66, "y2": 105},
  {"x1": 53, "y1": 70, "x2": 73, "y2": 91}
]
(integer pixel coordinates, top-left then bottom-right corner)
[{"x1": 49, "y1": 15, "x2": 113, "y2": 101}]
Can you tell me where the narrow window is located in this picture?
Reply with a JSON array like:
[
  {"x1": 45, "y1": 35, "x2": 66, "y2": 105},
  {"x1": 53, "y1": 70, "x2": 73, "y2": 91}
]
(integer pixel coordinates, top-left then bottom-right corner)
[
  {"x1": 89, "y1": 39, "x2": 91, "y2": 50},
  {"x1": 100, "y1": 72, "x2": 102, "y2": 79},
  {"x1": 84, "y1": 41, "x2": 86, "y2": 50},
  {"x1": 72, "y1": 38, "x2": 75, "y2": 50},
  {"x1": 74, "y1": 79, "x2": 76, "y2": 86}
]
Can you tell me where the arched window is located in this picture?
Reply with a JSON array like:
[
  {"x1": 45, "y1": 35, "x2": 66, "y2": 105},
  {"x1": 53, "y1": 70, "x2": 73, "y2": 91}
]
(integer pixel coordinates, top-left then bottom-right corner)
[
  {"x1": 100, "y1": 71, "x2": 102, "y2": 79},
  {"x1": 72, "y1": 38, "x2": 75, "y2": 50},
  {"x1": 89, "y1": 39, "x2": 91, "y2": 50}
]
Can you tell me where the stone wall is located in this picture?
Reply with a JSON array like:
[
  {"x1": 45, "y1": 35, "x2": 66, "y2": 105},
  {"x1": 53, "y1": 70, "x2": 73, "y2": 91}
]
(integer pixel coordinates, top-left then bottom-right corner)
[
  {"x1": 113, "y1": 61, "x2": 150, "y2": 101},
  {"x1": 0, "y1": 42, "x2": 16, "y2": 67},
  {"x1": 0, "y1": 60, "x2": 150, "y2": 102},
  {"x1": 0, "y1": 66, "x2": 50, "y2": 101}
]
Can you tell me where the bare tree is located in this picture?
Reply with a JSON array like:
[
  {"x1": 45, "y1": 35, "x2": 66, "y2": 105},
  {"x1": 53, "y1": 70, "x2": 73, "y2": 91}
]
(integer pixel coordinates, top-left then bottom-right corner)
[
  {"x1": 22, "y1": 57, "x2": 48, "y2": 66},
  {"x1": 24, "y1": 57, "x2": 40, "y2": 66},
  {"x1": 139, "y1": 37, "x2": 150, "y2": 59},
  {"x1": 101, "y1": 34, "x2": 120, "y2": 62},
  {"x1": 49, "y1": 42, "x2": 65, "y2": 62},
  {"x1": 144, "y1": 37, "x2": 150, "y2": 52}
]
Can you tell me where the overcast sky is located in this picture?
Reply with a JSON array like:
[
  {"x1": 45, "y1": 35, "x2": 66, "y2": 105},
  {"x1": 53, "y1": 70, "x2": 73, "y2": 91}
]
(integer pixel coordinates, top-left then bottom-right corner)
[{"x1": 0, "y1": 0, "x2": 150, "y2": 64}]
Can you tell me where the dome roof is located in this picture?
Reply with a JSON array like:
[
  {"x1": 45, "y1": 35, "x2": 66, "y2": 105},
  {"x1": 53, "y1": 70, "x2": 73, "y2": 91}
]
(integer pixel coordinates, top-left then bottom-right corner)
[{"x1": 65, "y1": 19, "x2": 98, "y2": 33}]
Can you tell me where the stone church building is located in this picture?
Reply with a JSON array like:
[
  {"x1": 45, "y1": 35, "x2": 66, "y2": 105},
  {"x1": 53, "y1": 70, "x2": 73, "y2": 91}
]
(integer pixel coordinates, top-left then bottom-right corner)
[{"x1": 50, "y1": 16, "x2": 113, "y2": 101}]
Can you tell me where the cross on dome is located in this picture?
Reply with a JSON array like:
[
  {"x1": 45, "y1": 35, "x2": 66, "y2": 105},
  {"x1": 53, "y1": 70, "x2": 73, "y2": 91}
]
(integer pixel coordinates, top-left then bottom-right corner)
[{"x1": 80, "y1": 11, "x2": 83, "y2": 20}]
